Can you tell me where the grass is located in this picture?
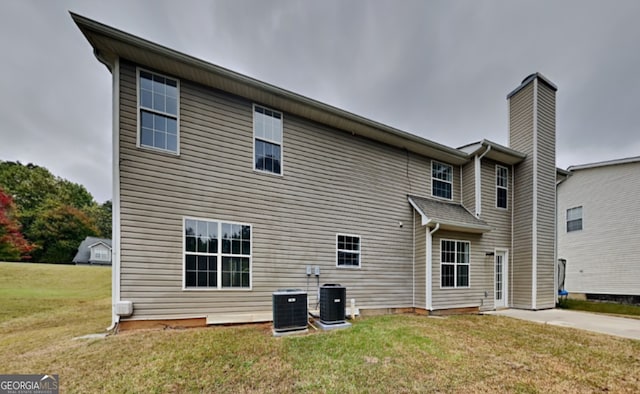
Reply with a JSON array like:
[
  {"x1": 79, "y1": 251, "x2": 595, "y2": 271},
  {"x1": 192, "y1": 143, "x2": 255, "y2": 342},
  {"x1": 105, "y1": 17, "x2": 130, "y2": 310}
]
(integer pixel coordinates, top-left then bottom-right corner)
[
  {"x1": 2, "y1": 263, "x2": 640, "y2": 393},
  {"x1": 558, "y1": 298, "x2": 640, "y2": 317}
]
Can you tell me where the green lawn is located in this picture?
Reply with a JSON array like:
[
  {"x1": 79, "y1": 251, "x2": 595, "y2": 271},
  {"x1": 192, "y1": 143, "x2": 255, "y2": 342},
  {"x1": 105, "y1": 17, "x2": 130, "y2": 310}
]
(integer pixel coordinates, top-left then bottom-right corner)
[
  {"x1": 1, "y1": 262, "x2": 639, "y2": 393},
  {"x1": 558, "y1": 298, "x2": 640, "y2": 318}
]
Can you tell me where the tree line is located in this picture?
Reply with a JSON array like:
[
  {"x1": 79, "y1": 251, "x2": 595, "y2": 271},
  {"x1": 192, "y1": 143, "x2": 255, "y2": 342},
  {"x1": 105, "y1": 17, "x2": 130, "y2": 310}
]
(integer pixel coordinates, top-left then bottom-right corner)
[{"x1": 0, "y1": 161, "x2": 111, "y2": 263}]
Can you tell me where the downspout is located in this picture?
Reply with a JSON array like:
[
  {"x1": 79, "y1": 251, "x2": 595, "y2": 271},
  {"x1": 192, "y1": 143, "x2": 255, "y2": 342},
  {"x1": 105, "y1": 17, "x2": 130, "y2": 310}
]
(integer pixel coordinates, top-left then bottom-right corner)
[
  {"x1": 412, "y1": 209, "x2": 416, "y2": 308},
  {"x1": 532, "y1": 79, "x2": 539, "y2": 310},
  {"x1": 97, "y1": 52, "x2": 121, "y2": 332},
  {"x1": 554, "y1": 175, "x2": 558, "y2": 305},
  {"x1": 475, "y1": 145, "x2": 492, "y2": 217},
  {"x1": 426, "y1": 223, "x2": 440, "y2": 311},
  {"x1": 554, "y1": 173, "x2": 571, "y2": 305},
  {"x1": 511, "y1": 164, "x2": 515, "y2": 308},
  {"x1": 479, "y1": 145, "x2": 492, "y2": 160}
]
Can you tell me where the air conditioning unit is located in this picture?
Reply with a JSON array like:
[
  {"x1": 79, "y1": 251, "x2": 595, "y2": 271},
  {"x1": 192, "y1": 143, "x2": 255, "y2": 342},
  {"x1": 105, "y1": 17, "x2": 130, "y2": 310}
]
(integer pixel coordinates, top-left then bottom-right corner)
[
  {"x1": 272, "y1": 289, "x2": 308, "y2": 332},
  {"x1": 320, "y1": 284, "x2": 346, "y2": 324}
]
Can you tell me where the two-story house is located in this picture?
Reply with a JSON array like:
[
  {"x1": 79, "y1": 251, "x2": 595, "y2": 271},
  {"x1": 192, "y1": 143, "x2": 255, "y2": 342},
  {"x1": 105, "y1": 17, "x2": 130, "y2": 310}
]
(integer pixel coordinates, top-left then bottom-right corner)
[
  {"x1": 557, "y1": 157, "x2": 640, "y2": 304},
  {"x1": 73, "y1": 13, "x2": 559, "y2": 330}
]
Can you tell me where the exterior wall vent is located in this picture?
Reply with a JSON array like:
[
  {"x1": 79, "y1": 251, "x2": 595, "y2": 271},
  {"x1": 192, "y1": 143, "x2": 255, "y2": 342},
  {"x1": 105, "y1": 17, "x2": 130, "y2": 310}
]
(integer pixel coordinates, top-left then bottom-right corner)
[
  {"x1": 320, "y1": 284, "x2": 346, "y2": 324},
  {"x1": 272, "y1": 289, "x2": 308, "y2": 332},
  {"x1": 115, "y1": 300, "x2": 133, "y2": 316}
]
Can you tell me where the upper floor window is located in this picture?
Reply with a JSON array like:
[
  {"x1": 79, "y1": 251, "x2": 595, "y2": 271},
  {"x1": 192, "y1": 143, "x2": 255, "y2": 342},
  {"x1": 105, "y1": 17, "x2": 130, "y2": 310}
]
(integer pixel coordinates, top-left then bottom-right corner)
[
  {"x1": 566, "y1": 206, "x2": 583, "y2": 232},
  {"x1": 337, "y1": 234, "x2": 360, "y2": 268},
  {"x1": 254, "y1": 105, "x2": 283, "y2": 175},
  {"x1": 496, "y1": 165, "x2": 508, "y2": 209},
  {"x1": 138, "y1": 69, "x2": 179, "y2": 153},
  {"x1": 184, "y1": 218, "x2": 251, "y2": 289},
  {"x1": 432, "y1": 161, "x2": 453, "y2": 200},
  {"x1": 441, "y1": 240, "x2": 470, "y2": 288}
]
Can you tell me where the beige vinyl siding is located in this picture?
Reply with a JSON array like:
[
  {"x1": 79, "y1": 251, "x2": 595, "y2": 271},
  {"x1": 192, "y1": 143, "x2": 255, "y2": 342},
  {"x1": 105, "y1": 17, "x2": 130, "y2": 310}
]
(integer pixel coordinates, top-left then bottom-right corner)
[
  {"x1": 534, "y1": 83, "x2": 556, "y2": 308},
  {"x1": 414, "y1": 216, "x2": 426, "y2": 308},
  {"x1": 558, "y1": 161, "x2": 640, "y2": 296},
  {"x1": 431, "y1": 230, "x2": 485, "y2": 309},
  {"x1": 509, "y1": 82, "x2": 534, "y2": 308},
  {"x1": 119, "y1": 61, "x2": 449, "y2": 320},
  {"x1": 461, "y1": 161, "x2": 475, "y2": 213},
  {"x1": 478, "y1": 159, "x2": 513, "y2": 308}
]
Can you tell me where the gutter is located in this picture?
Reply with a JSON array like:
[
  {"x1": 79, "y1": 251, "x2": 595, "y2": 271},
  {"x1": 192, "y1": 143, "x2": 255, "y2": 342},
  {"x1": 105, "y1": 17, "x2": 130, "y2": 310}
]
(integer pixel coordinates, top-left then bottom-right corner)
[{"x1": 70, "y1": 12, "x2": 469, "y2": 165}]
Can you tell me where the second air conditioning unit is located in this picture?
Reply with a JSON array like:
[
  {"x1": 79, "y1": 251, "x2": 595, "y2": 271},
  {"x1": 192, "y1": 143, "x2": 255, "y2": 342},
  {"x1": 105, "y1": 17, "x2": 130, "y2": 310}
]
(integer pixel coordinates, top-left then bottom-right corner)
[{"x1": 320, "y1": 284, "x2": 346, "y2": 324}]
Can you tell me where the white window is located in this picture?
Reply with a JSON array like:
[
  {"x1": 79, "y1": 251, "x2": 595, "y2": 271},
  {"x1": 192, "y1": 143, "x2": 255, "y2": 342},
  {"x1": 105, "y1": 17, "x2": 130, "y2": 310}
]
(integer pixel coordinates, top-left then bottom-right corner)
[
  {"x1": 92, "y1": 247, "x2": 110, "y2": 261},
  {"x1": 496, "y1": 165, "x2": 508, "y2": 209},
  {"x1": 138, "y1": 69, "x2": 179, "y2": 153},
  {"x1": 336, "y1": 234, "x2": 360, "y2": 267},
  {"x1": 566, "y1": 206, "x2": 583, "y2": 232},
  {"x1": 432, "y1": 161, "x2": 453, "y2": 200},
  {"x1": 441, "y1": 240, "x2": 470, "y2": 288},
  {"x1": 184, "y1": 218, "x2": 251, "y2": 289},
  {"x1": 254, "y1": 105, "x2": 283, "y2": 174}
]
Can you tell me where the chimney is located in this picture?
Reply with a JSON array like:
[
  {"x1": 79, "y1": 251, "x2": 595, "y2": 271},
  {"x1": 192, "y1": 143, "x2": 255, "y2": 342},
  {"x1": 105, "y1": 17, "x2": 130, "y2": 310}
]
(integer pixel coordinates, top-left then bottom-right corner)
[{"x1": 507, "y1": 73, "x2": 557, "y2": 310}]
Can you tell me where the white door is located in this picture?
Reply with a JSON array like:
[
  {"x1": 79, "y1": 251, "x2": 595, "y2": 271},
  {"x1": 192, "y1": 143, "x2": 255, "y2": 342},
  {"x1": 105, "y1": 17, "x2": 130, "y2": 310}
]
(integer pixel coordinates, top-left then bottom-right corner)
[{"x1": 494, "y1": 251, "x2": 508, "y2": 308}]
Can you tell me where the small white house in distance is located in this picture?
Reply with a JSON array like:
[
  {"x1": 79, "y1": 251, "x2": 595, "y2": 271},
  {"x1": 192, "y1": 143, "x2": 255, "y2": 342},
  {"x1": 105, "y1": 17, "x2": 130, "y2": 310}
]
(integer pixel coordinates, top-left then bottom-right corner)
[
  {"x1": 73, "y1": 236, "x2": 113, "y2": 266},
  {"x1": 557, "y1": 156, "x2": 640, "y2": 304}
]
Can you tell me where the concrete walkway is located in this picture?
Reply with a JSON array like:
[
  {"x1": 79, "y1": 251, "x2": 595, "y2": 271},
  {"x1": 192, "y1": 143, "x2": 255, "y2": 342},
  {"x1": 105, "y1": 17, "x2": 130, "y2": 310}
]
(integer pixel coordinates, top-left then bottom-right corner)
[{"x1": 485, "y1": 308, "x2": 640, "y2": 340}]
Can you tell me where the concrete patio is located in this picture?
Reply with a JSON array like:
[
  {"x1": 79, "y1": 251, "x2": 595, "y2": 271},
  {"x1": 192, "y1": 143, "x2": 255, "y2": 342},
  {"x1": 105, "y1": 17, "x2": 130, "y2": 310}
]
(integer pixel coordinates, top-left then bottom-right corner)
[{"x1": 485, "y1": 308, "x2": 640, "y2": 340}]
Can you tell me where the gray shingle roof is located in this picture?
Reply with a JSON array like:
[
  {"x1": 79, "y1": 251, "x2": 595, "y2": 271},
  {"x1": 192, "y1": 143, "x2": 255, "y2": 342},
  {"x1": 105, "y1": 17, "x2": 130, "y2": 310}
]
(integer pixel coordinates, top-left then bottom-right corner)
[{"x1": 408, "y1": 195, "x2": 491, "y2": 233}]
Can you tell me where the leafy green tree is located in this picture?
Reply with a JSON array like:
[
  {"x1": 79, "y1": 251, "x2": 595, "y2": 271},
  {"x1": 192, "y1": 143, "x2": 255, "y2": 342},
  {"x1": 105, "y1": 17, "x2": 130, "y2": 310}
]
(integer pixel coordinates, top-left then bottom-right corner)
[
  {"x1": 83, "y1": 200, "x2": 112, "y2": 238},
  {"x1": 0, "y1": 188, "x2": 34, "y2": 261},
  {"x1": 57, "y1": 179, "x2": 95, "y2": 210},
  {"x1": 28, "y1": 203, "x2": 99, "y2": 263},
  {"x1": 0, "y1": 161, "x2": 111, "y2": 263},
  {"x1": 95, "y1": 200, "x2": 112, "y2": 238},
  {"x1": 0, "y1": 161, "x2": 58, "y2": 231}
]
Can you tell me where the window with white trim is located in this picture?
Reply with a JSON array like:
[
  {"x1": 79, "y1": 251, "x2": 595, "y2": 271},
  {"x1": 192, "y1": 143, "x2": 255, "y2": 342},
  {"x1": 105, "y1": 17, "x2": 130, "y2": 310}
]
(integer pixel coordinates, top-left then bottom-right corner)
[
  {"x1": 432, "y1": 161, "x2": 453, "y2": 199},
  {"x1": 138, "y1": 69, "x2": 179, "y2": 153},
  {"x1": 92, "y1": 246, "x2": 110, "y2": 261},
  {"x1": 441, "y1": 240, "x2": 470, "y2": 288},
  {"x1": 254, "y1": 105, "x2": 283, "y2": 174},
  {"x1": 496, "y1": 165, "x2": 508, "y2": 209},
  {"x1": 337, "y1": 234, "x2": 360, "y2": 267},
  {"x1": 566, "y1": 206, "x2": 582, "y2": 232},
  {"x1": 184, "y1": 219, "x2": 251, "y2": 289}
]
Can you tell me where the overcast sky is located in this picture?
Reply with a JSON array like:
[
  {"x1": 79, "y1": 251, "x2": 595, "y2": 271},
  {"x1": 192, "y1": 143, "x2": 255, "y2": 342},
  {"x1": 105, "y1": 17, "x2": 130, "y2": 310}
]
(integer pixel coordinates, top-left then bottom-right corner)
[{"x1": 1, "y1": 1, "x2": 639, "y2": 203}]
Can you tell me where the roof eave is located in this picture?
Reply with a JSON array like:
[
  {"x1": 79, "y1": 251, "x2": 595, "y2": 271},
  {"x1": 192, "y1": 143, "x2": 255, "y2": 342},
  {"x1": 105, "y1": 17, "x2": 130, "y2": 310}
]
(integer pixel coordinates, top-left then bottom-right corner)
[
  {"x1": 427, "y1": 220, "x2": 492, "y2": 234},
  {"x1": 567, "y1": 155, "x2": 640, "y2": 171},
  {"x1": 71, "y1": 12, "x2": 469, "y2": 165},
  {"x1": 458, "y1": 139, "x2": 526, "y2": 165}
]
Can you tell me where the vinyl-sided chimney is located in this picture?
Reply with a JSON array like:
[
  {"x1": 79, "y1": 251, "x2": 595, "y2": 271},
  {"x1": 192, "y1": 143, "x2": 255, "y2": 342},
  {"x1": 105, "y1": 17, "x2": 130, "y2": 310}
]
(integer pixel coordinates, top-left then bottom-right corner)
[{"x1": 508, "y1": 73, "x2": 557, "y2": 310}]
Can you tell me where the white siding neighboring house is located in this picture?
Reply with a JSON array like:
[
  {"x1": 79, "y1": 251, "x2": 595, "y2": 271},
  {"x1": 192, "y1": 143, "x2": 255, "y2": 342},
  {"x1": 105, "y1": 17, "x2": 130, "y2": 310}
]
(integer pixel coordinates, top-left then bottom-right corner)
[
  {"x1": 73, "y1": 236, "x2": 112, "y2": 266},
  {"x1": 557, "y1": 157, "x2": 640, "y2": 302}
]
